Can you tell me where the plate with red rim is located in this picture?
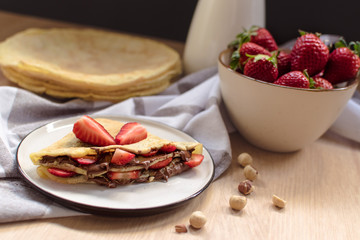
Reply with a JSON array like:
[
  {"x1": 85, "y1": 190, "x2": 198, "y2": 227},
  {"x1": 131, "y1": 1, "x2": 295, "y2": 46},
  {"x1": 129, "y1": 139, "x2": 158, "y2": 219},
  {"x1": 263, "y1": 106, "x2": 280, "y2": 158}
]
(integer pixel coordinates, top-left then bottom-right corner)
[{"x1": 16, "y1": 115, "x2": 215, "y2": 216}]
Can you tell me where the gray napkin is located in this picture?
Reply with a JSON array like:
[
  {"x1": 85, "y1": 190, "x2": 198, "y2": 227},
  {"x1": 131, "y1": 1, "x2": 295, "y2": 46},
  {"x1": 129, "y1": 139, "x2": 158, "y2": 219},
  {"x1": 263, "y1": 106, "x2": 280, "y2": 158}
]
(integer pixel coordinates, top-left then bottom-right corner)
[{"x1": 0, "y1": 66, "x2": 233, "y2": 223}]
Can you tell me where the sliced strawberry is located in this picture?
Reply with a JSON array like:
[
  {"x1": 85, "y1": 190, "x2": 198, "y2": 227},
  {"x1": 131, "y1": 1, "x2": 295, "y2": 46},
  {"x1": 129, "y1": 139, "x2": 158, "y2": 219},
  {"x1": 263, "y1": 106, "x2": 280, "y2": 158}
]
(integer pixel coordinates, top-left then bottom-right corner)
[
  {"x1": 47, "y1": 167, "x2": 77, "y2": 178},
  {"x1": 160, "y1": 144, "x2": 177, "y2": 153},
  {"x1": 115, "y1": 122, "x2": 147, "y2": 145},
  {"x1": 73, "y1": 157, "x2": 97, "y2": 165},
  {"x1": 149, "y1": 157, "x2": 172, "y2": 169},
  {"x1": 184, "y1": 154, "x2": 204, "y2": 168},
  {"x1": 111, "y1": 148, "x2": 135, "y2": 165},
  {"x1": 141, "y1": 149, "x2": 158, "y2": 157},
  {"x1": 107, "y1": 170, "x2": 140, "y2": 180},
  {"x1": 73, "y1": 115, "x2": 116, "y2": 146}
]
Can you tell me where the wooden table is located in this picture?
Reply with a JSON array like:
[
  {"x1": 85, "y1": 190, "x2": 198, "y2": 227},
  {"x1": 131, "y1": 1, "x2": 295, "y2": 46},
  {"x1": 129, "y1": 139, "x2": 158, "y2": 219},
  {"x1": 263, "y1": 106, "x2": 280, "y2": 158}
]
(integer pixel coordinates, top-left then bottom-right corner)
[{"x1": 0, "y1": 10, "x2": 360, "y2": 240}]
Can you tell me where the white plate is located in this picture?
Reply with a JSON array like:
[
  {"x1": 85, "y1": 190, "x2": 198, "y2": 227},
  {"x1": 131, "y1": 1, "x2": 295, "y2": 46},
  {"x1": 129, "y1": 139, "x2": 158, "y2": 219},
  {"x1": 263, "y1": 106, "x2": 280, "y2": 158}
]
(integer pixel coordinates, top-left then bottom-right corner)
[{"x1": 17, "y1": 115, "x2": 215, "y2": 216}]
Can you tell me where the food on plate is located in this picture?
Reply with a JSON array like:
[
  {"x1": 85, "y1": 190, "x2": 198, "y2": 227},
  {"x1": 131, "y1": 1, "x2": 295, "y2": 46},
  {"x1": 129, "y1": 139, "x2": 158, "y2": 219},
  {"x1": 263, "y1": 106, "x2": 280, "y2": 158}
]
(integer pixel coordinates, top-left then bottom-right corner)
[
  {"x1": 30, "y1": 116, "x2": 204, "y2": 188},
  {"x1": 228, "y1": 26, "x2": 360, "y2": 89},
  {"x1": 0, "y1": 28, "x2": 181, "y2": 102}
]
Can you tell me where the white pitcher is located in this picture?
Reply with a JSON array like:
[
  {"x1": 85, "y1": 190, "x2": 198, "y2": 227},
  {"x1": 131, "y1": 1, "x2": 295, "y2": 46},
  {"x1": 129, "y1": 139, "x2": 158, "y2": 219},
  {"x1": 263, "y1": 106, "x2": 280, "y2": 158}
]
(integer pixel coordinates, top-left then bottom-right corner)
[{"x1": 183, "y1": 0, "x2": 265, "y2": 74}]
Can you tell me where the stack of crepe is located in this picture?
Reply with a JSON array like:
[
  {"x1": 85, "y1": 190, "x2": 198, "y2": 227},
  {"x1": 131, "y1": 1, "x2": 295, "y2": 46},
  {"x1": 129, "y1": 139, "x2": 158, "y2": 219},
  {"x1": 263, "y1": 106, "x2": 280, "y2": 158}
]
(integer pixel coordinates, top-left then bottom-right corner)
[{"x1": 0, "y1": 28, "x2": 182, "y2": 102}]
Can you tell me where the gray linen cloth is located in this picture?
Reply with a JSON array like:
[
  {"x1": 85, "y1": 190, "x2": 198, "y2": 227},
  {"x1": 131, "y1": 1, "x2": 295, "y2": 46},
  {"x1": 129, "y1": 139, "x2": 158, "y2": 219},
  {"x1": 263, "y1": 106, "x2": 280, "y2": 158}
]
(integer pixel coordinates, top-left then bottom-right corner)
[
  {"x1": 0, "y1": 67, "x2": 234, "y2": 223},
  {"x1": 0, "y1": 63, "x2": 359, "y2": 223}
]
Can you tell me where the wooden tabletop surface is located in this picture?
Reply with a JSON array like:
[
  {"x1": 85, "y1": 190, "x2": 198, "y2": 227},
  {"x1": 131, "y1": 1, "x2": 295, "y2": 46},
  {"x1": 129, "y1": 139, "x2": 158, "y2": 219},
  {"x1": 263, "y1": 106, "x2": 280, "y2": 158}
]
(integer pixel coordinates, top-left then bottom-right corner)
[{"x1": 0, "y1": 10, "x2": 360, "y2": 240}]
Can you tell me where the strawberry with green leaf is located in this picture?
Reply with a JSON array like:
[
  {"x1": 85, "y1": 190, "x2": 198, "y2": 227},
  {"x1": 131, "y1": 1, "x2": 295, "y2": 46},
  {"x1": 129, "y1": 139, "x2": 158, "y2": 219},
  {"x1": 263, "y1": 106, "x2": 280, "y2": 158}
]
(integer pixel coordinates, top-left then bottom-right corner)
[
  {"x1": 323, "y1": 38, "x2": 360, "y2": 84},
  {"x1": 249, "y1": 26, "x2": 278, "y2": 52},
  {"x1": 228, "y1": 26, "x2": 276, "y2": 71},
  {"x1": 274, "y1": 70, "x2": 313, "y2": 89},
  {"x1": 290, "y1": 31, "x2": 329, "y2": 76},
  {"x1": 228, "y1": 25, "x2": 278, "y2": 51},
  {"x1": 230, "y1": 42, "x2": 271, "y2": 71},
  {"x1": 243, "y1": 53, "x2": 278, "y2": 82}
]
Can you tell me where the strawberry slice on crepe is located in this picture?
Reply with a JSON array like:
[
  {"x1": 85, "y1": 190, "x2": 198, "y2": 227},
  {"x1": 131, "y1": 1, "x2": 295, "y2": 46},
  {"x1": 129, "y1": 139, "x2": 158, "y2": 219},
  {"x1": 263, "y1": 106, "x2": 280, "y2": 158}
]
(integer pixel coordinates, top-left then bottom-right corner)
[
  {"x1": 30, "y1": 116, "x2": 204, "y2": 188},
  {"x1": 115, "y1": 122, "x2": 147, "y2": 145},
  {"x1": 73, "y1": 115, "x2": 116, "y2": 146}
]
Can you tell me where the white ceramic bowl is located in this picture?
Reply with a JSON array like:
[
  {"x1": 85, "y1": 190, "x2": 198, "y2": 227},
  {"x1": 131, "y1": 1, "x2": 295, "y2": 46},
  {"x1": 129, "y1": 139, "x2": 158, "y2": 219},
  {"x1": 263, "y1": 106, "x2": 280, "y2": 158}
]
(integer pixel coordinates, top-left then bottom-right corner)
[{"x1": 218, "y1": 49, "x2": 359, "y2": 152}]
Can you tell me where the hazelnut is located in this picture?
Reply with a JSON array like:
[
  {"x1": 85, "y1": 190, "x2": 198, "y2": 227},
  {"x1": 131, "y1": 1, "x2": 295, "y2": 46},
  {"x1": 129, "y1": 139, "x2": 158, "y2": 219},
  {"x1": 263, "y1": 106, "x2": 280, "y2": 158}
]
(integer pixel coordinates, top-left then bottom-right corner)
[
  {"x1": 175, "y1": 224, "x2": 188, "y2": 233},
  {"x1": 189, "y1": 211, "x2": 207, "y2": 229},
  {"x1": 237, "y1": 152, "x2": 253, "y2": 167},
  {"x1": 244, "y1": 165, "x2": 258, "y2": 181},
  {"x1": 229, "y1": 195, "x2": 247, "y2": 210},
  {"x1": 238, "y1": 180, "x2": 254, "y2": 195},
  {"x1": 272, "y1": 194, "x2": 286, "y2": 208}
]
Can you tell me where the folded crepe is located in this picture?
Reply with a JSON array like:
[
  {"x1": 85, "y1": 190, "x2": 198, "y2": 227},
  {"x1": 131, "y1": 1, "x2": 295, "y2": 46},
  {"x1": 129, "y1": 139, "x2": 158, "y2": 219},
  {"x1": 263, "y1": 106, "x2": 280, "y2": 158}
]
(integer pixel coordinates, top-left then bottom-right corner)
[{"x1": 30, "y1": 118, "x2": 203, "y2": 188}]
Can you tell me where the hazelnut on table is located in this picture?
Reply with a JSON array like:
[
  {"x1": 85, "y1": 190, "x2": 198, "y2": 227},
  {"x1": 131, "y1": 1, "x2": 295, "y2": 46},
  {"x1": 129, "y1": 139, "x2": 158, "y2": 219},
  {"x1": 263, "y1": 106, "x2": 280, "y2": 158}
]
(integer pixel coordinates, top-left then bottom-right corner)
[
  {"x1": 237, "y1": 152, "x2": 253, "y2": 167},
  {"x1": 238, "y1": 180, "x2": 254, "y2": 195},
  {"x1": 189, "y1": 211, "x2": 207, "y2": 229},
  {"x1": 229, "y1": 195, "x2": 247, "y2": 211},
  {"x1": 272, "y1": 194, "x2": 286, "y2": 208},
  {"x1": 244, "y1": 165, "x2": 258, "y2": 181},
  {"x1": 175, "y1": 224, "x2": 188, "y2": 233}
]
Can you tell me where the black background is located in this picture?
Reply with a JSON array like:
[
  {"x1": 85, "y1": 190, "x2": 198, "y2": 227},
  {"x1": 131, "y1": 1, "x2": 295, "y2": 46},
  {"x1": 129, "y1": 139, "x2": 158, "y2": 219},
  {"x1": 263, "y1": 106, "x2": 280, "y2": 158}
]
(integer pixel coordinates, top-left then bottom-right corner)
[{"x1": 0, "y1": 0, "x2": 358, "y2": 44}]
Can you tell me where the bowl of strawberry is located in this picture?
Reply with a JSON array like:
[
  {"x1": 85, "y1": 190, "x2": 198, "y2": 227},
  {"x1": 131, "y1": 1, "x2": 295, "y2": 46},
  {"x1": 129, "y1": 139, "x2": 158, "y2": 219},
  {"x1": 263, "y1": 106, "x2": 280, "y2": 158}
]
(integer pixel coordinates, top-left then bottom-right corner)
[{"x1": 218, "y1": 26, "x2": 359, "y2": 152}]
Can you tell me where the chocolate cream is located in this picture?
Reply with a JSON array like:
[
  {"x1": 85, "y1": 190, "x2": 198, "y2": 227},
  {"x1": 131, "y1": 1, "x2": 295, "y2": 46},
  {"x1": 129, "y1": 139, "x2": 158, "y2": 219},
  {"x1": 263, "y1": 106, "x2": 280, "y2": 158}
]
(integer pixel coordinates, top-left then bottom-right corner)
[{"x1": 40, "y1": 150, "x2": 193, "y2": 187}]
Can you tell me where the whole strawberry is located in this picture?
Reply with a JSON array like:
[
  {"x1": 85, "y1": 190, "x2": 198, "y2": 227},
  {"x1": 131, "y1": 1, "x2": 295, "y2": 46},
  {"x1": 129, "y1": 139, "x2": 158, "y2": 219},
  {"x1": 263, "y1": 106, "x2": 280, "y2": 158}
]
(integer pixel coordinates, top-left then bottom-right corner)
[
  {"x1": 230, "y1": 42, "x2": 271, "y2": 71},
  {"x1": 240, "y1": 42, "x2": 271, "y2": 66},
  {"x1": 277, "y1": 50, "x2": 291, "y2": 77},
  {"x1": 323, "y1": 39, "x2": 360, "y2": 84},
  {"x1": 313, "y1": 77, "x2": 333, "y2": 89},
  {"x1": 290, "y1": 31, "x2": 329, "y2": 76},
  {"x1": 228, "y1": 25, "x2": 278, "y2": 51},
  {"x1": 250, "y1": 26, "x2": 278, "y2": 51},
  {"x1": 243, "y1": 54, "x2": 278, "y2": 82},
  {"x1": 273, "y1": 70, "x2": 311, "y2": 88}
]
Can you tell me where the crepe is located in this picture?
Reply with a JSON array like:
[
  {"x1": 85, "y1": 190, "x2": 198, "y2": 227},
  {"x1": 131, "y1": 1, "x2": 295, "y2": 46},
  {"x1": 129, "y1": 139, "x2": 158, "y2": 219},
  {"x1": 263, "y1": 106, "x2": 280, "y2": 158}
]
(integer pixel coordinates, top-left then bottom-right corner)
[
  {"x1": 0, "y1": 28, "x2": 182, "y2": 102},
  {"x1": 30, "y1": 118, "x2": 203, "y2": 188},
  {"x1": 1, "y1": 65, "x2": 177, "y2": 101}
]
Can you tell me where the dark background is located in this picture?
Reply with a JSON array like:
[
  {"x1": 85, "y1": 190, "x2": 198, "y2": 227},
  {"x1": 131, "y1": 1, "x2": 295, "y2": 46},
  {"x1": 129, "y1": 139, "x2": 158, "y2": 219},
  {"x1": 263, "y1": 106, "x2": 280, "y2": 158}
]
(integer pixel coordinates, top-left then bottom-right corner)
[{"x1": 0, "y1": 0, "x2": 358, "y2": 44}]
